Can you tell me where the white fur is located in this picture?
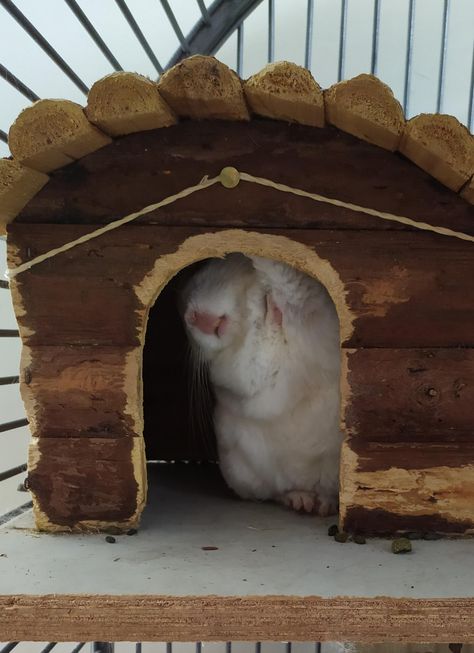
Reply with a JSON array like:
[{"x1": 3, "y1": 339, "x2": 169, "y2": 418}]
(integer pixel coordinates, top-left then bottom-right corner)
[{"x1": 181, "y1": 253, "x2": 342, "y2": 513}]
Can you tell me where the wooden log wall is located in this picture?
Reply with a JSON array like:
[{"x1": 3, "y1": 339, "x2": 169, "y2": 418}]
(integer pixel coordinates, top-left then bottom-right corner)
[{"x1": 6, "y1": 117, "x2": 474, "y2": 534}]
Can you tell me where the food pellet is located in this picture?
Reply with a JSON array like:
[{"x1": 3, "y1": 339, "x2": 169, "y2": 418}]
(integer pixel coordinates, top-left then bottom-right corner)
[
  {"x1": 127, "y1": 528, "x2": 138, "y2": 536},
  {"x1": 391, "y1": 538, "x2": 412, "y2": 554},
  {"x1": 353, "y1": 534, "x2": 366, "y2": 545},
  {"x1": 334, "y1": 531, "x2": 349, "y2": 543},
  {"x1": 105, "y1": 536, "x2": 116, "y2": 544},
  {"x1": 327, "y1": 524, "x2": 339, "y2": 536}
]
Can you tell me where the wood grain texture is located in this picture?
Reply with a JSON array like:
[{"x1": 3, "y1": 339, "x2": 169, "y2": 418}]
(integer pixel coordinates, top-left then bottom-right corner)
[
  {"x1": 10, "y1": 274, "x2": 144, "y2": 345},
  {"x1": 8, "y1": 224, "x2": 474, "y2": 348},
  {"x1": 340, "y1": 439, "x2": 474, "y2": 535},
  {"x1": 343, "y1": 505, "x2": 474, "y2": 537},
  {"x1": 244, "y1": 61, "x2": 325, "y2": 127},
  {"x1": 324, "y1": 74, "x2": 405, "y2": 151},
  {"x1": 158, "y1": 55, "x2": 249, "y2": 121},
  {"x1": 28, "y1": 437, "x2": 139, "y2": 528},
  {"x1": 21, "y1": 345, "x2": 138, "y2": 438},
  {"x1": 343, "y1": 348, "x2": 474, "y2": 441},
  {"x1": 85, "y1": 72, "x2": 176, "y2": 136},
  {"x1": 461, "y1": 175, "x2": 474, "y2": 204},
  {"x1": 1, "y1": 595, "x2": 474, "y2": 642},
  {"x1": 13, "y1": 121, "x2": 474, "y2": 235},
  {"x1": 0, "y1": 159, "x2": 49, "y2": 235},
  {"x1": 399, "y1": 114, "x2": 474, "y2": 192},
  {"x1": 8, "y1": 99, "x2": 111, "y2": 173}
]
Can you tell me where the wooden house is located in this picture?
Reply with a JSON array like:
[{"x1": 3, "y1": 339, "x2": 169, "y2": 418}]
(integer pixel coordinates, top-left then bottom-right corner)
[{"x1": 1, "y1": 55, "x2": 473, "y2": 536}]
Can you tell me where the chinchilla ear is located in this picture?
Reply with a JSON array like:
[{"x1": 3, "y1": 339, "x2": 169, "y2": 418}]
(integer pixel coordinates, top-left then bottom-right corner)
[
  {"x1": 247, "y1": 254, "x2": 267, "y2": 269},
  {"x1": 173, "y1": 259, "x2": 212, "y2": 315},
  {"x1": 265, "y1": 292, "x2": 283, "y2": 326}
]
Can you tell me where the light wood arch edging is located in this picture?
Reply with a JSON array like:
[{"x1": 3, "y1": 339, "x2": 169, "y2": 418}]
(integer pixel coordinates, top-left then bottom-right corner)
[
  {"x1": 131, "y1": 229, "x2": 353, "y2": 528},
  {"x1": 136, "y1": 229, "x2": 353, "y2": 339}
]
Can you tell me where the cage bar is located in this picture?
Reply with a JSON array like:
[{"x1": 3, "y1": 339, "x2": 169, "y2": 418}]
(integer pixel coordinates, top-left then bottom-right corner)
[
  {"x1": 196, "y1": 0, "x2": 211, "y2": 24},
  {"x1": 166, "y1": 0, "x2": 265, "y2": 69},
  {"x1": 160, "y1": 0, "x2": 191, "y2": 54},
  {"x1": 0, "y1": 376, "x2": 19, "y2": 385},
  {"x1": 0, "y1": 0, "x2": 88, "y2": 94},
  {"x1": 0, "y1": 418, "x2": 28, "y2": 434},
  {"x1": 64, "y1": 0, "x2": 123, "y2": 71},
  {"x1": 337, "y1": 0, "x2": 347, "y2": 81},
  {"x1": 236, "y1": 22, "x2": 244, "y2": 76},
  {"x1": 268, "y1": 0, "x2": 275, "y2": 63},
  {"x1": 436, "y1": 0, "x2": 450, "y2": 113},
  {"x1": 371, "y1": 0, "x2": 380, "y2": 75},
  {"x1": 403, "y1": 0, "x2": 416, "y2": 115},
  {"x1": 0, "y1": 62, "x2": 39, "y2": 102},
  {"x1": 0, "y1": 644, "x2": 19, "y2": 653},
  {"x1": 467, "y1": 23, "x2": 474, "y2": 130},
  {"x1": 0, "y1": 329, "x2": 20, "y2": 337},
  {"x1": 114, "y1": 0, "x2": 163, "y2": 74},
  {"x1": 0, "y1": 463, "x2": 27, "y2": 483},
  {"x1": 304, "y1": 0, "x2": 314, "y2": 70}
]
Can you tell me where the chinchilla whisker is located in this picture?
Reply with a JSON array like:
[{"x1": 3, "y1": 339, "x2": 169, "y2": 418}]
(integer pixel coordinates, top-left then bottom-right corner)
[
  {"x1": 188, "y1": 345, "x2": 201, "y2": 440},
  {"x1": 196, "y1": 350, "x2": 213, "y2": 445},
  {"x1": 186, "y1": 343, "x2": 213, "y2": 452}
]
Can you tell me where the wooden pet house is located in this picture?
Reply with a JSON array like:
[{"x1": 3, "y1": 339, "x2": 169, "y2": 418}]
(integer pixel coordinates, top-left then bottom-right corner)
[{"x1": 1, "y1": 55, "x2": 473, "y2": 536}]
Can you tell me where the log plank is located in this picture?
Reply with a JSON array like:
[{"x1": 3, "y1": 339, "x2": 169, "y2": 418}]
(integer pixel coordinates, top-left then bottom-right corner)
[
  {"x1": 8, "y1": 99, "x2": 111, "y2": 173},
  {"x1": 19, "y1": 344, "x2": 474, "y2": 450},
  {"x1": 7, "y1": 224, "x2": 474, "y2": 348},
  {"x1": 158, "y1": 55, "x2": 249, "y2": 121},
  {"x1": 28, "y1": 436, "x2": 141, "y2": 528},
  {"x1": 10, "y1": 275, "x2": 143, "y2": 346},
  {"x1": 343, "y1": 504, "x2": 474, "y2": 536},
  {"x1": 340, "y1": 439, "x2": 474, "y2": 535},
  {"x1": 13, "y1": 121, "x2": 474, "y2": 235},
  {"x1": 85, "y1": 72, "x2": 176, "y2": 136},
  {"x1": 343, "y1": 348, "x2": 474, "y2": 442},
  {"x1": 399, "y1": 114, "x2": 474, "y2": 192},
  {"x1": 0, "y1": 159, "x2": 49, "y2": 235},
  {"x1": 21, "y1": 345, "x2": 138, "y2": 438},
  {"x1": 324, "y1": 74, "x2": 405, "y2": 150},
  {"x1": 244, "y1": 61, "x2": 325, "y2": 127}
]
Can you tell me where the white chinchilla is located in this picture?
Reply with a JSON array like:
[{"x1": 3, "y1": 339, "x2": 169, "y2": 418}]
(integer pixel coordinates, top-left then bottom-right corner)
[{"x1": 180, "y1": 252, "x2": 342, "y2": 515}]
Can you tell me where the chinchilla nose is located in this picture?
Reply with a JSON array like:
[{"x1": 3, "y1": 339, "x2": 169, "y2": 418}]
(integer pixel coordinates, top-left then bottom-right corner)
[{"x1": 187, "y1": 310, "x2": 228, "y2": 336}]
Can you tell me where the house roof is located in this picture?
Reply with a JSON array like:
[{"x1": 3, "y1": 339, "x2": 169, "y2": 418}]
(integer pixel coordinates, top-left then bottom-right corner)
[{"x1": 0, "y1": 55, "x2": 473, "y2": 236}]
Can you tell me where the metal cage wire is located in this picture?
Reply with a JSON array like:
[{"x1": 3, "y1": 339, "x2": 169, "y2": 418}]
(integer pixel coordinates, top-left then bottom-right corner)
[{"x1": 0, "y1": 642, "x2": 326, "y2": 653}]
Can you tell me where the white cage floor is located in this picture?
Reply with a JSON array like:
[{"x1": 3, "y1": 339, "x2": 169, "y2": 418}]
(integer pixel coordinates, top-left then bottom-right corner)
[
  {"x1": 1, "y1": 462, "x2": 473, "y2": 598},
  {"x1": 1, "y1": 463, "x2": 474, "y2": 642}
]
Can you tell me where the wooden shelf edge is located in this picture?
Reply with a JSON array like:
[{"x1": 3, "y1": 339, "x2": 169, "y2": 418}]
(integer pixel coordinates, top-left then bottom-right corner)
[{"x1": 1, "y1": 594, "x2": 474, "y2": 642}]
